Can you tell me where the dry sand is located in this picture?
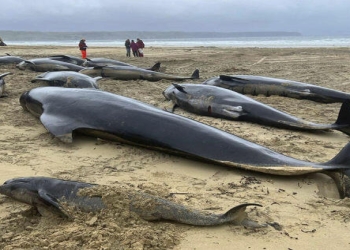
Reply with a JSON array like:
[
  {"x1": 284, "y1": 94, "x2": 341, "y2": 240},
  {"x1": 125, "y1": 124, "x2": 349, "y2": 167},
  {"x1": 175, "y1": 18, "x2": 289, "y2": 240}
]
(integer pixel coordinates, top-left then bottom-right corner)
[{"x1": 0, "y1": 45, "x2": 350, "y2": 249}]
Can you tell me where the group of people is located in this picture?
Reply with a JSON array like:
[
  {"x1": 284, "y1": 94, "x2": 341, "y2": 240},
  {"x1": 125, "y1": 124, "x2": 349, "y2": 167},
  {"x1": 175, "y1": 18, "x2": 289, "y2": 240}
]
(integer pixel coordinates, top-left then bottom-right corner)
[
  {"x1": 125, "y1": 38, "x2": 145, "y2": 57},
  {"x1": 78, "y1": 37, "x2": 145, "y2": 59}
]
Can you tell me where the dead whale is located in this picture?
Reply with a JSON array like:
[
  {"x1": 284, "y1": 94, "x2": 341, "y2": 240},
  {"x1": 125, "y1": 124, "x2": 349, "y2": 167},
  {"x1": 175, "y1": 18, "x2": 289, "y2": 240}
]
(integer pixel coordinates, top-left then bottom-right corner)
[
  {"x1": 163, "y1": 83, "x2": 350, "y2": 135},
  {"x1": 80, "y1": 65, "x2": 198, "y2": 81},
  {"x1": 19, "y1": 87, "x2": 350, "y2": 198},
  {"x1": 83, "y1": 58, "x2": 161, "y2": 71},
  {"x1": 49, "y1": 55, "x2": 86, "y2": 66},
  {"x1": 0, "y1": 53, "x2": 25, "y2": 65},
  {"x1": 0, "y1": 177, "x2": 264, "y2": 227},
  {"x1": 16, "y1": 58, "x2": 85, "y2": 72},
  {"x1": 31, "y1": 71, "x2": 101, "y2": 89},
  {"x1": 203, "y1": 75, "x2": 350, "y2": 103}
]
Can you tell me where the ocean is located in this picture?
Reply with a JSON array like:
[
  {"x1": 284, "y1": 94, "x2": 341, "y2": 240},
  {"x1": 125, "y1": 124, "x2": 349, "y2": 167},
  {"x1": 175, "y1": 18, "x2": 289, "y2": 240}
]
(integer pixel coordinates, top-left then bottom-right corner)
[{"x1": 4, "y1": 35, "x2": 350, "y2": 48}]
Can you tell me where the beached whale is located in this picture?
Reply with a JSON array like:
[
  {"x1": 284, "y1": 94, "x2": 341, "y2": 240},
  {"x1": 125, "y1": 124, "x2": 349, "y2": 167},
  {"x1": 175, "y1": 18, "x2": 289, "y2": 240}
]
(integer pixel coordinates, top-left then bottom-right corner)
[
  {"x1": 163, "y1": 83, "x2": 350, "y2": 135},
  {"x1": 204, "y1": 75, "x2": 350, "y2": 103},
  {"x1": 80, "y1": 65, "x2": 199, "y2": 81},
  {"x1": 48, "y1": 55, "x2": 86, "y2": 66},
  {"x1": 0, "y1": 53, "x2": 25, "y2": 65},
  {"x1": 19, "y1": 87, "x2": 350, "y2": 198},
  {"x1": 16, "y1": 58, "x2": 85, "y2": 72},
  {"x1": 82, "y1": 58, "x2": 161, "y2": 72},
  {"x1": 0, "y1": 177, "x2": 264, "y2": 227},
  {"x1": 31, "y1": 71, "x2": 101, "y2": 89}
]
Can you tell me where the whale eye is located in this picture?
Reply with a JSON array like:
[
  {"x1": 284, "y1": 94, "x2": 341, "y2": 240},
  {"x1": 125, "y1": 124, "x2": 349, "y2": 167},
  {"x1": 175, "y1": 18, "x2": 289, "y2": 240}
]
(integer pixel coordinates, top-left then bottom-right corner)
[{"x1": 208, "y1": 105, "x2": 212, "y2": 114}]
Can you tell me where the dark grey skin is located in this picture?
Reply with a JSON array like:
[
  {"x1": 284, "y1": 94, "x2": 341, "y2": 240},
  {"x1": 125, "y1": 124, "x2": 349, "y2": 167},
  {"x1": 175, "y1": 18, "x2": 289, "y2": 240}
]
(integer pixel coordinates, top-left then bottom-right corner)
[
  {"x1": 82, "y1": 58, "x2": 162, "y2": 71},
  {"x1": 204, "y1": 75, "x2": 350, "y2": 104},
  {"x1": 48, "y1": 55, "x2": 86, "y2": 66},
  {"x1": 83, "y1": 57, "x2": 135, "y2": 67},
  {"x1": 0, "y1": 72, "x2": 12, "y2": 97},
  {"x1": 0, "y1": 177, "x2": 264, "y2": 227},
  {"x1": 31, "y1": 71, "x2": 101, "y2": 89},
  {"x1": 16, "y1": 58, "x2": 85, "y2": 72},
  {"x1": 19, "y1": 87, "x2": 350, "y2": 198},
  {"x1": 80, "y1": 65, "x2": 199, "y2": 82},
  {"x1": 0, "y1": 53, "x2": 25, "y2": 65},
  {"x1": 163, "y1": 83, "x2": 350, "y2": 135}
]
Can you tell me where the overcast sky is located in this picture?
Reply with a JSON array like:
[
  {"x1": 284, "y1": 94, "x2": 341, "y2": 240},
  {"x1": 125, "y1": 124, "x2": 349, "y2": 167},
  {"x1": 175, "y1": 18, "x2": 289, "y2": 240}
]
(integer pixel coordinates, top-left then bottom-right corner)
[{"x1": 0, "y1": 0, "x2": 349, "y2": 35}]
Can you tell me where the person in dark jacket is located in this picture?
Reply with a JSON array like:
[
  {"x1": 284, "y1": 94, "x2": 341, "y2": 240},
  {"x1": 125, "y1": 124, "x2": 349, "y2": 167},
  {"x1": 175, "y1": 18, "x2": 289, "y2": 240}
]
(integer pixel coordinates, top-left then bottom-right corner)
[
  {"x1": 78, "y1": 38, "x2": 88, "y2": 59},
  {"x1": 125, "y1": 39, "x2": 131, "y2": 57},
  {"x1": 136, "y1": 38, "x2": 145, "y2": 57},
  {"x1": 130, "y1": 40, "x2": 139, "y2": 57}
]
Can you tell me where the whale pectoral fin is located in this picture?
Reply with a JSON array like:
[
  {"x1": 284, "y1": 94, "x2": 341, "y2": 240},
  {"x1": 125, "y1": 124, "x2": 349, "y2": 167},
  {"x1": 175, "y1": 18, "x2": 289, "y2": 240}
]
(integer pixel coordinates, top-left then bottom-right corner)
[
  {"x1": 38, "y1": 189, "x2": 61, "y2": 210},
  {"x1": 172, "y1": 83, "x2": 187, "y2": 94},
  {"x1": 220, "y1": 75, "x2": 250, "y2": 83},
  {"x1": 222, "y1": 105, "x2": 243, "y2": 119},
  {"x1": 40, "y1": 113, "x2": 82, "y2": 143},
  {"x1": 163, "y1": 101, "x2": 178, "y2": 113},
  {"x1": 37, "y1": 190, "x2": 69, "y2": 217}
]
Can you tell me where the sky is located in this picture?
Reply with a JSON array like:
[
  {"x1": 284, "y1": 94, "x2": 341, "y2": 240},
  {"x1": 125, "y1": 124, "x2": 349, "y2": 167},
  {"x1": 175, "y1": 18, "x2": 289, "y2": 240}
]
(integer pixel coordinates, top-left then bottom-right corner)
[{"x1": 0, "y1": 0, "x2": 349, "y2": 36}]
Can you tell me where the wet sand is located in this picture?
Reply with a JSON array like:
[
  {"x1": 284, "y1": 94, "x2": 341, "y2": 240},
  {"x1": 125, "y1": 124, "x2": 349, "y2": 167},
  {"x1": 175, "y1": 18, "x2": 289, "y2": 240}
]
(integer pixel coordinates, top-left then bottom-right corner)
[{"x1": 0, "y1": 45, "x2": 350, "y2": 249}]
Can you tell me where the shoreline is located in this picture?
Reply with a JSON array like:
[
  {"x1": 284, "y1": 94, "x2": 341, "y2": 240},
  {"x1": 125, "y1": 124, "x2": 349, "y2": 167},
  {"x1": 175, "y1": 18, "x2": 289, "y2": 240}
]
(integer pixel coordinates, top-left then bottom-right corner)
[{"x1": 3, "y1": 44, "x2": 350, "y2": 49}]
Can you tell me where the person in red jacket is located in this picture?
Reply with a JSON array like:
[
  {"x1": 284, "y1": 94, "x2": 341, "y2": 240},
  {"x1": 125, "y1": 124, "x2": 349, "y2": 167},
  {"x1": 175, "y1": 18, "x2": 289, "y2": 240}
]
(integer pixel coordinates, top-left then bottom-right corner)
[
  {"x1": 79, "y1": 38, "x2": 88, "y2": 59},
  {"x1": 130, "y1": 40, "x2": 139, "y2": 57},
  {"x1": 136, "y1": 38, "x2": 145, "y2": 57}
]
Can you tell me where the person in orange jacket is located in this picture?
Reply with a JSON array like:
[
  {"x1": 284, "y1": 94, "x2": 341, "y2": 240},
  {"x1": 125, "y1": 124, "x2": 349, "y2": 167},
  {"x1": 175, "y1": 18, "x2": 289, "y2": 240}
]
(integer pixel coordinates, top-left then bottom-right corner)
[{"x1": 79, "y1": 38, "x2": 88, "y2": 59}]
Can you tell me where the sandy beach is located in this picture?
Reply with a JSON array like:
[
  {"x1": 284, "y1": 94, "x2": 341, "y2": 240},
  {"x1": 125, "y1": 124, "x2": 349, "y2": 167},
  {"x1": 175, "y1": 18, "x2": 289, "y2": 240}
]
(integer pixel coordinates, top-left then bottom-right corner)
[{"x1": 0, "y1": 45, "x2": 350, "y2": 249}]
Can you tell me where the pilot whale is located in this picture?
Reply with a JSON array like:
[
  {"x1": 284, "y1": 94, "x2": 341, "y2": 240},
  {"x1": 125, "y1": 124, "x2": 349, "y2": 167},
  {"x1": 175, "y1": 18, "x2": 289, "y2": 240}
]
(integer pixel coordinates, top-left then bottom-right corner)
[
  {"x1": 0, "y1": 53, "x2": 25, "y2": 65},
  {"x1": 80, "y1": 65, "x2": 199, "y2": 81},
  {"x1": 31, "y1": 71, "x2": 101, "y2": 89},
  {"x1": 83, "y1": 58, "x2": 161, "y2": 72},
  {"x1": 163, "y1": 83, "x2": 350, "y2": 135},
  {"x1": 204, "y1": 75, "x2": 350, "y2": 103},
  {"x1": 16, "y1": 58, "x2": 85, "y2": 72},
  {"x1": 0, "y1": 177, "x2": 264, "y2": 227},
  {"x1": 19, "y1": 87, "x2": 350, "y2": 198}
]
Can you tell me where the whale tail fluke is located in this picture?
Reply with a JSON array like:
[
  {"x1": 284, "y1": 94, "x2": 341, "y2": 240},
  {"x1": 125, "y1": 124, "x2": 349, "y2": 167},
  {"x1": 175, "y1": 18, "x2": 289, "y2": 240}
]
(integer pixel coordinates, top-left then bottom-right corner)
[
  {"x1": 334, "y1": 101, "x2": 350, "y2": 135},
  {"x1": 221, "y1": 203, "x2": 266, "y2": 228},
  {"x1": 324, "y1": 140, "x2": 350, "y2": 198}
]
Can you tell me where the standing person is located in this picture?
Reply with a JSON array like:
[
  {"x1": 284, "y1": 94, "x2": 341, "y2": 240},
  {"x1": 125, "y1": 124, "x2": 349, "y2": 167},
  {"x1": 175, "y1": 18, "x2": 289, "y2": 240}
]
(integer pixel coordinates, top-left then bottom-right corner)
[
  {"x1": 136, "y1": 38, "x2": 145, "y2": 57},
  {"x1": 130, "y1": 40, "x2": 139, "y2": 57},
  {"x1": 125, "y1": 39, "x2": 131, "y2": 57},
  {"x1": 79, "y1": 38, "x2": 88, "y2": 59}
]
